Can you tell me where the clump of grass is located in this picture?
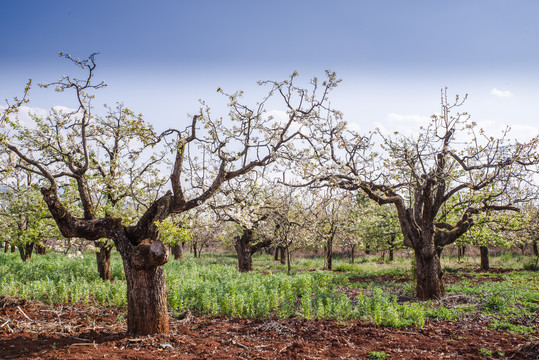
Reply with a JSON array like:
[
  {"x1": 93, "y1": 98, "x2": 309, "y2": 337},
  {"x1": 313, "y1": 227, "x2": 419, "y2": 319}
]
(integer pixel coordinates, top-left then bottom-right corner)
[
  {"x1": 354, "y1": 289, "x2": 425, "y2": 328},
  {"x1": 483, "y1": 294, "x2": 506, "y2": 312},
  {"x1": 479, "y1": 348, "x2": 493, "y2": 357},
  {"x1": 522, "y1": 257, "x2": 539, "y2": 271},
  {"x1": 426, "y1": 303, "x2": 459, "y2": 321},
  {"x1": 368, "y1": 351, "x2": 390, "y2": 359}
]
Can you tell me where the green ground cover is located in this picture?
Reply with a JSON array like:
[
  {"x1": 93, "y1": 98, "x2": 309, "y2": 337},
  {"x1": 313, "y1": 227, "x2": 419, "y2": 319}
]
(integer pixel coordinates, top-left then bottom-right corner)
[{"x1": 1, "y1": 251, "x2": 537, "y2": 333}]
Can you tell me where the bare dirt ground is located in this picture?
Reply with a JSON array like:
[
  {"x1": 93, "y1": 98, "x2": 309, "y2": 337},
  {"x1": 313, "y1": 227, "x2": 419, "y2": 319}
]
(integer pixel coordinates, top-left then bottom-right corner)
[{"x1": 1, "y1": 296, "x2": 538, "y2": 359}]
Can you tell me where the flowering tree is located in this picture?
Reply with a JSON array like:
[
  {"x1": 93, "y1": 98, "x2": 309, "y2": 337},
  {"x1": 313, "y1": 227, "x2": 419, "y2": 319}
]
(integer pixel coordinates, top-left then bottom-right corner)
[
  {"x1": 521, "y1": 205, "x2": 539, "y2": 258},
  {"x1": 209, "y1": 174, "x2": 275, "y2": 271},
  {"x1": 300, "y1": 90, "x2": 539, "y2": 299},
  {"x1": 354, "y1": 194, "x2": 402, "y2": 262},
  {"x1": 0, "y1": 163, "x2": 60, "y2": 260},
  {"x1": 307, "y1": 187, "x2": 357, "y2": 270},
  {"x1": 1, "y1": 54, "x2": 340, "y2": 334}
]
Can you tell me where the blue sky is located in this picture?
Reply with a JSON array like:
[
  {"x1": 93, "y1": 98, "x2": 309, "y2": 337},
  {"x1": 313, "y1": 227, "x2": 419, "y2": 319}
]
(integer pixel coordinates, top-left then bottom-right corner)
[{"x1": 2, "y1": 0, "x2": 539, "y2": 138}]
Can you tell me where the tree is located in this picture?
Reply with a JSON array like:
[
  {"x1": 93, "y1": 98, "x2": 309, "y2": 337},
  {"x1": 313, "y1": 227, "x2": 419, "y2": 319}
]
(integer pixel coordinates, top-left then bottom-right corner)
[
  {"x1": 0, "y1": 80, "x2": 31, "y2": 127},
  {"x1": 188, "y1": 211, "x2": 224, "y2": 258},
  {"x1": 268, "y1": 185, "x2": 308, "y2": 272},
  {"x1": 458, "y1": 211, "x2": 521, "y2": 270},
  {"x1": 521, "y1": 205, "x2": 539, "y2": 258},
  {"x1": 2, "y1": 54, "x2": 339, "y2": 334},
  {"x1": 309, "y1": 188, "x2": 357, "y2": 270},
  {"x1": 302, "y1": 89, "x2": 539, "y2": 299},
  {"x1": 354, "y1": 194, "x2": 403, "y2": 262},
  {"x1": 0, "y1": 159, "x2": 60, "y2": 261},
  {"x1": 209, "y1": 175, "x2": 274, "y2": 272}
]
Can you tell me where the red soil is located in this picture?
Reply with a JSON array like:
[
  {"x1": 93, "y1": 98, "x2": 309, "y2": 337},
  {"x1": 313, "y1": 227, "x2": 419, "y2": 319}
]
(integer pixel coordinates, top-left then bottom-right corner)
[{"x1": 1, "y1": 296, "x2": 537, "y2": 359}]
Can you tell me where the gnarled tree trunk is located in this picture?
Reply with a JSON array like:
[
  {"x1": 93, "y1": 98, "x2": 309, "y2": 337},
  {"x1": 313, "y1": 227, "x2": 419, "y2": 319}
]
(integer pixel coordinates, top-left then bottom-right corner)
[
  {"x1": 234, "y1": 229, "x2": 271, "y2": 272},
  {"x1": 401, "y1": 219, "x2": 447, "y2": 300},
  {"x1": 414, "y1": 248, "x2": 445, "y2": 300},
  {"x1": 95, "y1": 241, "x2": 113, "y2": 281},
  {"x1": 171, "y1": 244, "x2": 183, "y2": 260},
  {"x1": 234, "y1": 230, "x2": 254, "y2": 272},
  {"x1": 280, "y1": 246, "x2": 286, "y2": 265},
  {"x1": 122, "y1": 239, "x2": 169, "y2": 335},
  {"x1": 18, "y1": 243, "x2": 35, "y2": 261},
  {"x1": 36, "y1": 244, "x2": 47, "y2": 255}
]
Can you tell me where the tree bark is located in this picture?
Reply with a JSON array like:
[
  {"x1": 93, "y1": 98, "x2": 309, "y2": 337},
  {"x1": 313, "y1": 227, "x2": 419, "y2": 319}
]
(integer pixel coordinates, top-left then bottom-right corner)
[
  {"x1": 286, "y1": 245, "x2": 291, "y2": 273},
  {"x1": 18, "y1": 243, "x2": 35, "y2": 261},
  {"x1": 95, "y1": 242, "x2": 113, "y2": 281},
  {"x1": 350, "y1": 244, "x2": 355, "y2": 264},
  {"x1": 480, "y1": 246, "x2": 489, "y2": 271},
  {"x1": 233, "y1": 229, "x2": 271, "y2": 272},
  {"x1": 436, "y1": 245, "x2": 444, "y2": 258},
  {"x1": 11, "y1": 244, "x2": 16, "y2": 253},
  {"x1": 388, "y1": 234, "x2": 395, "y2": 262},
  {"x1": 123, "y1": 239, "x2": 169, "y2": 335},
  {"x1": 280, "y1": 246, "x2": 286, "y2": 265},
  {"x1": 171, "y1": 245, "x2": 183, "y2": 260},
  {"x1": 532, "y1": 240, "x2": 538, "y2": 257},
  {"x1": 274, "y1": 246, "x2": 280, "y2": 261},
  {"x1": 36, "y1": 244, "x2": 47, "y2": 255},
  {"x1": 325, "y1": 237, "x2": 333, "y2": 271},
  {"x1": 234, "y1": 230, "x2": 254, "y2": 272},
  {"x1": 4, "y1": 242, "x2": 9, "y2": 253},
  {"x1": 414, "y1": 248, "x2": 445, "y2": 300},
  {"x1": 235, "y1": 243, "x2": 253, "y2": 272}
]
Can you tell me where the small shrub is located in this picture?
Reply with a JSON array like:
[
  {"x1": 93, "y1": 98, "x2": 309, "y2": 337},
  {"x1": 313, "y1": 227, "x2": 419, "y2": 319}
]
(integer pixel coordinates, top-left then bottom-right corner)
[
  {"x1": 368, "y1": 351, "x2": 390, "y2": 359},
  {"x1": 426, "y1": 304, "x2": 459, "y2": 321},
  {"x1": 522, "y1": 258, "x2": 539, "y2": 271},
  {"x1": 442, "y1": 266, "x2": 459, "y2": 274},
  {"x1": 483, "y1": 295, "x2": 506, "y2": 312},
  {"x1": 479, "y1": 347, "x2": 492, "y2": 357},
  {"x1": 489, "y1": 320, "x2": 534, "y2": 336}
]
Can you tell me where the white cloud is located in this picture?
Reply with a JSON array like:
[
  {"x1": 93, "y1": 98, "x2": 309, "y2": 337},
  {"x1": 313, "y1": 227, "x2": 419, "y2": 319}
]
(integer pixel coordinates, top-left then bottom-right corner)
[
  {"x1": 491, "y1": 88, "x2": 514, "y2": 98},
  {"x1": 381, "y1": 113, "x2": 431, "y2": 136},
  {"x1": 346, "y1": 121, "x2": 362, "y2": 133},
  {"x1": 386, "y1": 113, "x2": 430, "y2": 125},
  {"x1": 23, "y1": 106, "x2": 77, "y2": 125},
  {"x1": 508, "y1": 124, "x2": 539, "y2": 140}
]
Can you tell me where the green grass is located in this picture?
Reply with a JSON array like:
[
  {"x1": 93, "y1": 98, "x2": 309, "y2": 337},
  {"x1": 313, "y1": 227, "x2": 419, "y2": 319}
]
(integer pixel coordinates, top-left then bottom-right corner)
[
  {"x1": 1, "y1": 250, "x2": 538, "y2": 333},
  {"x1": 0, "y1": 252, "x2": 126, "y2": 306},
  {"x1": 368, "y1": 351, "x2": 390, "y2": 359}
]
